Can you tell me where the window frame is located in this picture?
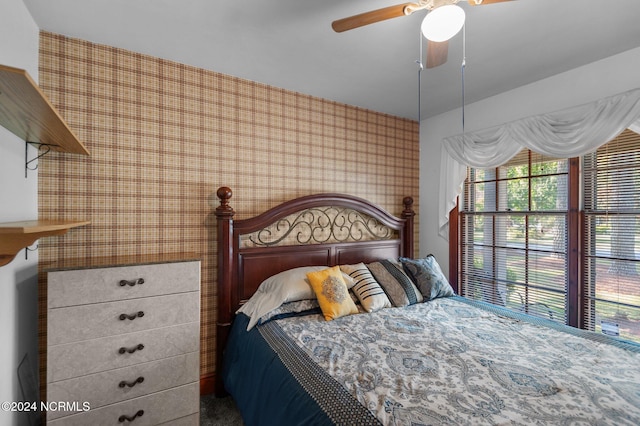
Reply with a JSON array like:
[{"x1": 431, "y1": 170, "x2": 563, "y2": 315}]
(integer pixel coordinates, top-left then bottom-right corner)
[{"x1": 451, "y1": 155, "x2": 581, "y2": 326}]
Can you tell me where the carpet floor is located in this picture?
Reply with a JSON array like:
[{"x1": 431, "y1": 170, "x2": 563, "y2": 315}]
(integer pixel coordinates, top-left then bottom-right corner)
[{"x1": 200, "y1": 394, "x2": 244, "y2": 425}]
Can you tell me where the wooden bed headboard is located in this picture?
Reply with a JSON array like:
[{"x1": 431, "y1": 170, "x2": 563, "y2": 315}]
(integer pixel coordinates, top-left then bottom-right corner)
[{"x1": 213, "y1": 186, "x2": 415, "y2": 394}]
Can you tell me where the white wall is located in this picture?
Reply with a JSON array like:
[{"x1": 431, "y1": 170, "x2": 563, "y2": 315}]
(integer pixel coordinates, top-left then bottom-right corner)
[
  {"x1": 0, "y1": 1, "x2": 40, "y2": 425},
  {"x1": 420, "y1": 46, "x2": 640, "y2": 278}
]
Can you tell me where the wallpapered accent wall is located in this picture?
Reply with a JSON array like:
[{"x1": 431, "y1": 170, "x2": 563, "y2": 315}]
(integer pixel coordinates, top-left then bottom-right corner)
[{"x1": 37, "y1": 32, "x2": 419, "y2": 387}]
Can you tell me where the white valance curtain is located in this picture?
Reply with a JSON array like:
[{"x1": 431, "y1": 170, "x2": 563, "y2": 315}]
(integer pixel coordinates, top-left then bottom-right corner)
[{"x1": 438, "y1": 88, "x2": 640, "y2": 239}]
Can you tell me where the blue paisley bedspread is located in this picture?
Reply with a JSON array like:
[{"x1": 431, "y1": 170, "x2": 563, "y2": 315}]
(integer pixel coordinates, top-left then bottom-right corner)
[{"x1": 224, "y1": 296, "x2": 640, "y2": 425}]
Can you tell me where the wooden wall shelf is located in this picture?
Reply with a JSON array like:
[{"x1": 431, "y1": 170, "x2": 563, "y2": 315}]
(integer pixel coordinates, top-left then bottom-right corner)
[
  {"x1": 0, "y1": 64, "x2": 89, "y2": 155},
  {"x1": 0, "y1": 220, "x2": 90, "y2": 266},
  {"x1": 0, "y1": 64, "x2": 90, "y2": 267}
]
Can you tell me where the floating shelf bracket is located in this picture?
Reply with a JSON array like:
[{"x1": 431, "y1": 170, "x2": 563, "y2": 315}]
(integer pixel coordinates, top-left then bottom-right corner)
[
  {"x1": 25, "y1": 243, "x2": 38, "y2": 260},
  {"x1": 25, "y1": 141, "x2": 52, "y2": 178}
]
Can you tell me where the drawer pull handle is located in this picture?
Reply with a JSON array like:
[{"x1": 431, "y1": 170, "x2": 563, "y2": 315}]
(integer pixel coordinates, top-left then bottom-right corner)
[
  {"x1": 119, "y1": 376, "x2": 144, "y2": 388},
  {"x1": 119, "y1": 311, "x2": 144, "y2": 321},
  {"x1": 118, "y1": 344, "x2": 144, "y2": 354},
  {"x1": 119, "y1": 278, "x2": 144, "y2": 287},
  {"x1": 118, "y1": 410, "x2": 144, "y2": 423}
]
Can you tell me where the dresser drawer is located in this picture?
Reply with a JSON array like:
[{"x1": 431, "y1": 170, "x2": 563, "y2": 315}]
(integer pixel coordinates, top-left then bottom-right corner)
[
  {"x1": 47, "y1": 322, "x2": 199, "y2": 382},
  {"x1": 47, "y1": 382, "x2": 200, "y2": 426},
  {"x1": 48, "y1": 292, "x2": 199, "y2": 345},
  {"x1": 47, "y1": 352, "x2": 199, "y2": 420},
  {"x1": 48, "y1": 261, "x2": 200, "y2": 308}
]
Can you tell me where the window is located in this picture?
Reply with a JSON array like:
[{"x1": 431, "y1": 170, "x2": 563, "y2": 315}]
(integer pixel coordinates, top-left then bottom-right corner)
[
  {"x1": 460, "y1": 151, "x2": 569, "y2": 323},
  {"x1": 583, "y1": 129, "x2": 640, "y2": 342},
  {"x1": 458, "y1": 130, "x2": 640, "y2": 343}
]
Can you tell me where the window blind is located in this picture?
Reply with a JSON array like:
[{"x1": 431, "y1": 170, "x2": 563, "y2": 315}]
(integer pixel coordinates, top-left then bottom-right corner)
[
  {"x1": 460, "y1": 150, "x2": 569, "y2": 323},
  {"x1": 583, "y1": 129, "x2": 640, "y2": 342}
]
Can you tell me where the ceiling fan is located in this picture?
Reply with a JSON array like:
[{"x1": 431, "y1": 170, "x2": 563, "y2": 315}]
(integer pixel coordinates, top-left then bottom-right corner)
[{"x1": 332, "y1": 0, "x2": 512, "y2": 68}]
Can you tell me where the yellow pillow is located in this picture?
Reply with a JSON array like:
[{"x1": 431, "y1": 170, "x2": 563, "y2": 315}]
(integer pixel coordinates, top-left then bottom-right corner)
[{"x1": 306, "y1": 266, "x2": 359, "y2": 321}]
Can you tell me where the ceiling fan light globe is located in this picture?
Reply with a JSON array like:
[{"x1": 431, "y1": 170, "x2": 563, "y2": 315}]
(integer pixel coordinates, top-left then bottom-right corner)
[{"x1": 421, "y1": 5, "x2": 466, "y2": 42}]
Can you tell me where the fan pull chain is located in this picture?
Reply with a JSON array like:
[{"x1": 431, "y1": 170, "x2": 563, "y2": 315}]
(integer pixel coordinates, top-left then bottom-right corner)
[
  {"x1": 417, "y1": 29, "x2": 424, "y2": 122},
  {"x1": 461, "y1": 23, "x2": 466, "y2": 136}
]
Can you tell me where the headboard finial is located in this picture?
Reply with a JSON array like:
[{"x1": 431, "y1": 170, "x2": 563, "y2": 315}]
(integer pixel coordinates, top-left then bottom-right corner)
[
  {"x1": 401, "y1": 196, "x2": 415, "y2": 259},
  {"x1": 216, "y1": 187, "x2": 234, "y2": 216},
  {"x1": 402, "y1": 196, "x2": 415, "y2": 217}
]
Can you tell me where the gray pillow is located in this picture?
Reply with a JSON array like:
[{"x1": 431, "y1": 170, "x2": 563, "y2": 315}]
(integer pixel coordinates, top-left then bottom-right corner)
[
  {"x1": 366, "y1": 259, "x2": 423, "y2": 307},
  {"x1": 399, "y1": 255, "x2": 455, "y2": 301}
]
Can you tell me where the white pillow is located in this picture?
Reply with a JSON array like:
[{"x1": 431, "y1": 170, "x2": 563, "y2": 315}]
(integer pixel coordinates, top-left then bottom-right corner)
[{"x1": 237, "y1": 266, "x2": 354, "y2": 330}]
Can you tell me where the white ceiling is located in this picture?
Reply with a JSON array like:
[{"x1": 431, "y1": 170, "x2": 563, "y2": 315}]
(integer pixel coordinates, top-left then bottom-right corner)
[{"x1": 22, "y1": 0, "x2": 640, "y2": 121}]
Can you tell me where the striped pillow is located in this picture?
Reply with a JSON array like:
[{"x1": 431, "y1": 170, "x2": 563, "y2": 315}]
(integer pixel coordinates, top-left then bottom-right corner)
[
  {"x1": 366, "y1": 259, "x2": 423, "y2": 307},
  {"x1": 340, "y1": 263, "x2": 391, "y2": 313}
]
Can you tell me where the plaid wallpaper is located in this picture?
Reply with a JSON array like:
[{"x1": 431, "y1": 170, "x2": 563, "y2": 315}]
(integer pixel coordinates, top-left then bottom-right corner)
[{"x1": 37, "y1": 32, "x2": 419, "y2": 385}]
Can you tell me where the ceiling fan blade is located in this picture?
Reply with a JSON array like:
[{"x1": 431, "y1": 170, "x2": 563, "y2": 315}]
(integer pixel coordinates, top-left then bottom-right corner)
[
  {"x1": 467, "y1": 0, "x2": 513, "y2": 5},
  {"x1": 426, "y1": 40, "x2": 448, "y2": 68},
  {"x1": 332, "y1": 3, "x2": 415, "y2": 33}
]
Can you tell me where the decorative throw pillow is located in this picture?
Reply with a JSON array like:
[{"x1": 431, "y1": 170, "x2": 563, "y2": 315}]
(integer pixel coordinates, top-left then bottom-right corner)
[
  {"x1": 400, "y1": 255, "x2": 455, "y2": 301},
  {"x1": 366, "y1": 259, "x2": 423, "y2": 307},
  {"x1": 307, "y1": 266, "x2": 359, "y2": 321},
  {"x1": 237, "y1": 265, "x2": 355, "y2": 330},
  {"x1": 340, "y1": 263, "x2": 391, "y2": 313}
]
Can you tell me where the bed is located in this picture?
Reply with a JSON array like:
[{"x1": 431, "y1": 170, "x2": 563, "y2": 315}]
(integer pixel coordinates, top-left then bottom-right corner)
[{"x1": 213, "y1": 187, "x2": 640, "y2": 425}]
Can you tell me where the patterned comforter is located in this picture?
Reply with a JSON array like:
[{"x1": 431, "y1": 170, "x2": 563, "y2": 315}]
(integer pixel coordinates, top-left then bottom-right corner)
[{"x1": 225, "y1": 296, "x2": 640, "y2": 425}]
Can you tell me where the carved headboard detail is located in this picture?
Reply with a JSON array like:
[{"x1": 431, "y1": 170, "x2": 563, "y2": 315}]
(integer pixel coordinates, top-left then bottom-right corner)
[{"x1": 239, "y1": 206, "x2": 398, "y2": 248}]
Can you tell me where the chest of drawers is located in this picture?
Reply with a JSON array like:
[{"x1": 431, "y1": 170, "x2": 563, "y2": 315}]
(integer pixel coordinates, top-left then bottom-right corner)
[{"x1": 45, "y1": 260, "x2": 200, "y2": 425}]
